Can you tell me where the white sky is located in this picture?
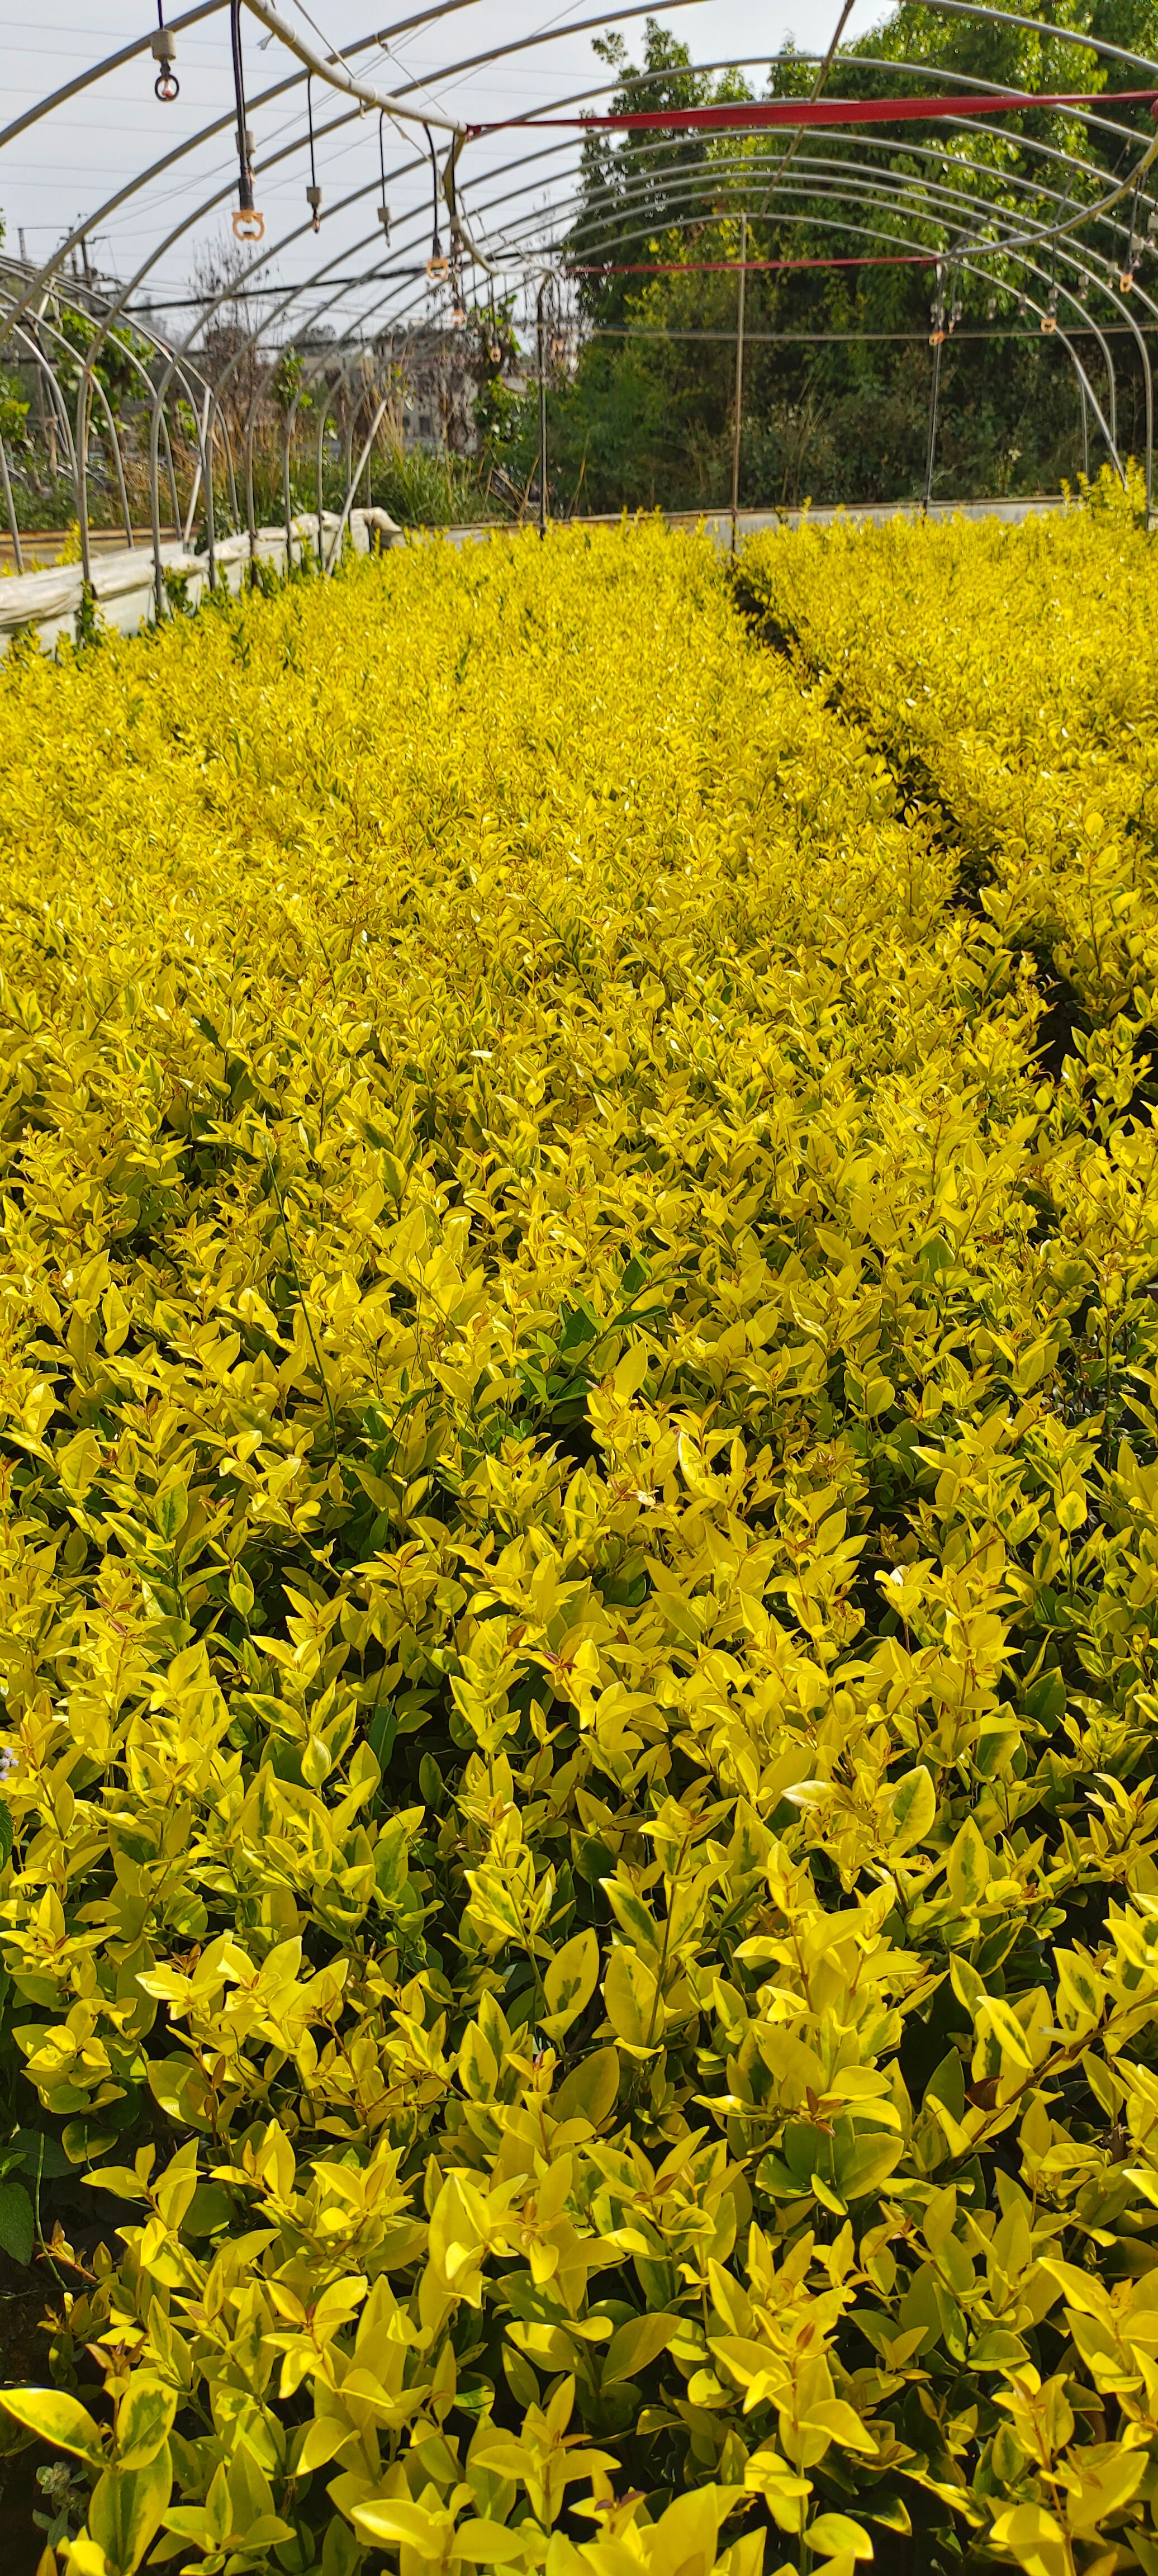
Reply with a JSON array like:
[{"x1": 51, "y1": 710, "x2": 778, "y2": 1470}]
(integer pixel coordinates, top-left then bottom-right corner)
[{"x1": 0, "y1": 0, "x2": 886, "y2": 343}]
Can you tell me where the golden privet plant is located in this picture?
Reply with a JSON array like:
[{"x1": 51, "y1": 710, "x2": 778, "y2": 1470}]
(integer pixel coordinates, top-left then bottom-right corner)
[{"x1": 0, "y1": 519, "x2": 1157, "y2": 2576}]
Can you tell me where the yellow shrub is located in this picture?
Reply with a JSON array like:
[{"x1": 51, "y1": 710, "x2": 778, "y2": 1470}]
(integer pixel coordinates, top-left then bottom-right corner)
[{"x1": 0, "y1": 523, "x2": 1157, "y2": 2576}]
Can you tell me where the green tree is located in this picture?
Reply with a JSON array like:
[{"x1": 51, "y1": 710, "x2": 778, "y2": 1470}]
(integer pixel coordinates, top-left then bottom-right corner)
[{"x1": 536, "y1": 1, "x2": 1155, "y2": 511}]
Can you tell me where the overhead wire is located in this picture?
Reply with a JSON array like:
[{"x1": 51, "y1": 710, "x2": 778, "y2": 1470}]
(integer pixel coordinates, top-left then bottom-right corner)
[{"x1": 306, "y1": 72, "x2": 322, "y2": 225}]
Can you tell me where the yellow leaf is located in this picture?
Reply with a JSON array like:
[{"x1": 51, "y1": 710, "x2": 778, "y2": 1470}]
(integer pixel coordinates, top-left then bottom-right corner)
[
  {"x1": 542, "y1": 1928, "x2": 600, "y2": 2038},
  {"x1": 603, "y1": 1945, "x2": 662, "y2": 2052}
]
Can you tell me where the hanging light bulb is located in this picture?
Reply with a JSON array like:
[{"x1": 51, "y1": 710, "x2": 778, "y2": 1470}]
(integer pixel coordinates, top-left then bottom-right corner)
[
  {"x1": 151, "y1": 2, "x2": 179, "y2": 100},
  {"x1": 929, "y1": 291, "x2": 946, "y2": 348},
  {"x1": 1120, "y1": 239, "x2": 1138, "y2": 290},
  {"x1": 1041, "y1": 285, "x2": 1059, "y2": 334},
  {"x1": 378, "y1": 203, "x2": 391, "y2": 238}
]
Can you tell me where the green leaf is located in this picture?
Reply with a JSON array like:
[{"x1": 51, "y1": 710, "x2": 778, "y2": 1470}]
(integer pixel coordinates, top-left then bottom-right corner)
[
  {"x1": 0, "y1": 2179, "x2": 34, "y2": 2265},
  {"x1": 553, "y1": 2046, "x2": 619, "y2": 2128},
  {"x1": 835, "y1": 2132, "x2": 905, "y2": 2202},
  {"x1": 603, "y1": 2311, "x2": 678, "y2": 2381},
  {"x1": 11, "y1": 2129, "x2": 70, "y2": 2180},
  {"x1": 227, "y1": 1562, "x2": 254, "y2": 1618},
  {"x1": 925, "y1": 2047, "x2": 966, "y2": 2120}
]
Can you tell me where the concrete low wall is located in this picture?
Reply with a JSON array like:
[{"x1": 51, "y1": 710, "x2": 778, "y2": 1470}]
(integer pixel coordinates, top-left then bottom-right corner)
[
  {"x1": 435, "y1": 495, "x2": 1070, "y2": 547},
  {"x1": 0, "y1": 493, "x2": 1069, "y2": 656},
  {"x1": 0, "y1": 508, "x2": 403, "y2": 658}
]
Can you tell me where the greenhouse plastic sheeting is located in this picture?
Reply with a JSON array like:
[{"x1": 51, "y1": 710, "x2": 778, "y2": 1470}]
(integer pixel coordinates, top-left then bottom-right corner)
[
  {"x1": 0, "y1": 509, "x2": 402, "y2": 657},
  {"x1": 0, "y1": 541, "x2": 199, "y2": 656},
  {"x1": 0, "y1": 561, "x2": 86, "y2": 656},
  {"x1": 92, "y1": 541, "x2": 200, "y2": 634}
]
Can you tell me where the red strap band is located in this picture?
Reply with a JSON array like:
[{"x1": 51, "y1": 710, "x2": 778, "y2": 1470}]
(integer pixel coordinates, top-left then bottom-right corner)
[{"x1": 466, "y1": 87, "x2": 1158, "y2": 136}]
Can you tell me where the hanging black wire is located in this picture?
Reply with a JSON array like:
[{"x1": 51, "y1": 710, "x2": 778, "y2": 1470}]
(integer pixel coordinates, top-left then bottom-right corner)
[
  {"x1": 377, "y1": 112, "x2": 391, "y2": 238},
  {"x1": 445, "y1": 139, "x2": 466, "y2": 316},
  {"x1": 425, "y1": 126, "x2": 447, "y2": 277},
  {"x1": 306, "y1": 75, "x2": 321, "y2": 230},
  {"x1": 230, "y1": 0, "x2": 260, "y2": 233}
]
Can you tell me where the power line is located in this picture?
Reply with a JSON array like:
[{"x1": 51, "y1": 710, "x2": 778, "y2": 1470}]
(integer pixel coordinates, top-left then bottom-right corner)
[{"x1": 128, "y1": 266, "x2": 434, "y2": 307}]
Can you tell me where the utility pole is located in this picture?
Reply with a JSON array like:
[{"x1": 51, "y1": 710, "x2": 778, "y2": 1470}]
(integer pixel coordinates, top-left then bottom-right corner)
[
  {"x1": 924, "y1": 269, "x2": 946, "y2": 517},
  {"x1": 537, "y1": 276, "x2": 548, "y2": 538},
  {"x1": 923, "y1": 332, "x2": 943, "y2": 515},
  {"x1": 730, "y1": 210, "x2": 747, "y2": 551}
]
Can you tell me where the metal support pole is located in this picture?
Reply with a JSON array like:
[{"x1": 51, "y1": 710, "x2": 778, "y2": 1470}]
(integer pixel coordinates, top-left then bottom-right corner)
[
  {"x1": 0, "y1": 434, "x2": 23, "y2": 573},
  {"x1": 328, "y1": 392, "x2": 390, "y2": 573},
  {"x1": 282, "y1": 394, "x2": 300, "y2": 563},
  {"x1": 731, "y1": 208, "x2": 747, "y2": 550},
  {"x1": 243, "y1": 372, "x2": 263, "y2": 573},
  {"x1": 1080, "y1": 377, "x2": 1089, "y2": 481},
  {"x1": 150, "y1": 392, "x2": 168, "y2": 625},
  {"x1": 923, "y1": 328, "x2": 943, "y2": 514},
  {"x1": 183, "y1": 387, "x2": 210, "y2": 542},
  {"x1": 203, "y1": 400, "x2": 219, "y2": 590},
  {"x1": 537, "y1": 277, "x2": 548, "y2": 538},
  {"x1": 77, "y1": 376, "x2": 93, "y2": 587}
]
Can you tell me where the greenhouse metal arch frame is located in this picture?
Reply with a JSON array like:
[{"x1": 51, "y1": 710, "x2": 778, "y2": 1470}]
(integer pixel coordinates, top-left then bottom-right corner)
[
  {"x1": 2, "y1": 69, "x2": 1147, "y2": 543},
  {"x1": 0, "y1": 0, "x2": 1155, "y2": 577},
  {"x1": 6, "y1": 27, "x2": 1154, "y2": 318},
  {"x1": 201, "y1": 137, "x2": 1141, "y2": 508}
]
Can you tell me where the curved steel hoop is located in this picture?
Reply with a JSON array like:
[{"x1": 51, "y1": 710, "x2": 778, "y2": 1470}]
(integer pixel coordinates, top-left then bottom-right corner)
[{"x1": 1, "y1": 0, "x2": 1155, "y2": 556}]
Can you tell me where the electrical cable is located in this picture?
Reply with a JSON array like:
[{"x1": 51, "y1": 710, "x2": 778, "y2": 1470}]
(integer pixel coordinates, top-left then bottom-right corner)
[
  {"x1": 230, "y1": 0, "x2": 264, "y2": 237},
  {"x1": 378, "y1": 111, "x2": 391, "y2": 238},
  {"x1": 425, "y1": 124, "x2": 448, "y2": 276},
  {"x1": 306, "y1": 73, "x2": 322, "y2": 228},
  {"x1": 566, "y1": 252, "x2": 940, "y2": 273}
]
